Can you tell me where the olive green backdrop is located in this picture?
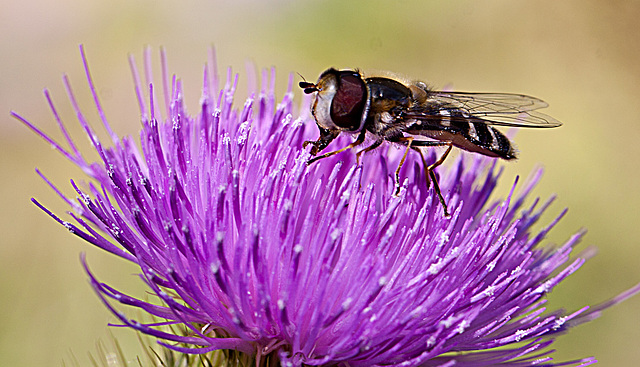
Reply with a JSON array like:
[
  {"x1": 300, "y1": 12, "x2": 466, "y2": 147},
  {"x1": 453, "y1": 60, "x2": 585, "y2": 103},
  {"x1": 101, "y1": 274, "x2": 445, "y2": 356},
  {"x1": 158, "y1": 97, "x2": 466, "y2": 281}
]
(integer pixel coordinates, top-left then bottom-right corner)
[{"x1": 2, "y1": 1, "x2": 639, "y2": 365}]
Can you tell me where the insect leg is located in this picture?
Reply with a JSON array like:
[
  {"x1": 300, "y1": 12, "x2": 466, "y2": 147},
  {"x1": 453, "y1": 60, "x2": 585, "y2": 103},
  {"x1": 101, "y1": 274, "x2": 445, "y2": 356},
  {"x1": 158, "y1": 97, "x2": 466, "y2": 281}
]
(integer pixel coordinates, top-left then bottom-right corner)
[
  {"x1": 400, "y1": 139, "x2": 453, "y2": 216},
  {"x1": 425, "y1": 142, "x2": 453, "y2": 172},
  {"x1": 303, "y1": 125, "x2": 340, "y2": 156},
  {"x1": 306, "y1": 128, "x2": 367, "y2": 165},
  {"x1": 426, "y1": 143, "x2": 452, "y2": 217},
  {"x1": 355, "y1": 139, "x2": 384, "y2": 165},
  {"x1": 393, "y1": 136, "x2": 417, "y2": 195}
]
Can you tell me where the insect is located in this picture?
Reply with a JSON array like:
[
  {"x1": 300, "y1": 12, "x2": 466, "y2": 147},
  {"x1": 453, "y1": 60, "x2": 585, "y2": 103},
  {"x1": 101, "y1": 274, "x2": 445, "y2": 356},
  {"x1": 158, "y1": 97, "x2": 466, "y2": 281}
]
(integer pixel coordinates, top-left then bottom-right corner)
[{"x1": 299, "y1": 68, "x2": 562, "y2": 216}]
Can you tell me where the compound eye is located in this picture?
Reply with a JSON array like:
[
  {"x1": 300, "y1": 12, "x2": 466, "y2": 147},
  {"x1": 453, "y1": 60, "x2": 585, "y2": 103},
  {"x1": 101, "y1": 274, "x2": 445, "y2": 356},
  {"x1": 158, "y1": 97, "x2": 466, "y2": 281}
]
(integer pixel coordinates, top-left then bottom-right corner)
[{"x1": 330, "y1": 72, "x2": 366, "y2": 130}]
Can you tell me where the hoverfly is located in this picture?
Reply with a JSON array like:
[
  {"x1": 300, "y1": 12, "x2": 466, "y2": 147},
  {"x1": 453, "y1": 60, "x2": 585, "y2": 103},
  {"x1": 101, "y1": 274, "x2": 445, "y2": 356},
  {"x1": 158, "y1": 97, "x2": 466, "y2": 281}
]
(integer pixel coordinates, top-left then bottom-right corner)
[{"x1": 299, "y1": 68, "x2": 562, "y2": 216}]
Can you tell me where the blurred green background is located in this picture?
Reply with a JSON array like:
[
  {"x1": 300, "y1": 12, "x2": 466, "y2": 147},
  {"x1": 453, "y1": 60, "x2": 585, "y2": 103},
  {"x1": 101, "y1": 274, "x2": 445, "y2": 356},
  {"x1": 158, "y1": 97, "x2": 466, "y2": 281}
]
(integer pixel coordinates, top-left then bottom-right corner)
[{"x1": 2, "y1": 0, "x2": 640, "y2": 365}]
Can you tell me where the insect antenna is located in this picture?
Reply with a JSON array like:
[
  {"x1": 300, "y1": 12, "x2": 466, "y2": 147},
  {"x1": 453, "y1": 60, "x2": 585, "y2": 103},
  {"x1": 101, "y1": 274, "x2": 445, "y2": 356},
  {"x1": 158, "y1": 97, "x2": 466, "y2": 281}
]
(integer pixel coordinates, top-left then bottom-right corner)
[{"x1": 297, "y1": 73, "x2": 319, "y2": 94}]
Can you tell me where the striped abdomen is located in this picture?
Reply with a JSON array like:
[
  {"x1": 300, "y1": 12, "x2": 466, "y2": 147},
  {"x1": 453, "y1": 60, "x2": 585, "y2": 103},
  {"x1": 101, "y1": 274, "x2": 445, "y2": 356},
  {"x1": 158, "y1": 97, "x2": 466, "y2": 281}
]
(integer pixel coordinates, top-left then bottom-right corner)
[{"x1": 406, "y1": 109, "x2": 517, "y2": 160}]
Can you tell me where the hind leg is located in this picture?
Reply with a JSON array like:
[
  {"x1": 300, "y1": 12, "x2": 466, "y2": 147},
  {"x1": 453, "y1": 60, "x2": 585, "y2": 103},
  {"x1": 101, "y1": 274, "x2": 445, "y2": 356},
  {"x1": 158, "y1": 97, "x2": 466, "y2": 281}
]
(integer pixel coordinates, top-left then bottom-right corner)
[{"x1": 396, "y1": 139, "x2": 453, "y2": 216}]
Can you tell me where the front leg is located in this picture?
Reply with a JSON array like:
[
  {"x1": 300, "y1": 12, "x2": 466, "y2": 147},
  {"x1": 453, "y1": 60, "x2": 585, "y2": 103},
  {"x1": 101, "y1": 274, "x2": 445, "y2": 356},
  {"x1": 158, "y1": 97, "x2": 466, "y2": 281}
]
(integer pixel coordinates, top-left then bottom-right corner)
[
  {"x1": 303, "y1": 125, "x2": 340, "y2": 156},
  {"x1": 306, "y1": 129, "x2": 367, "y2": 165}
]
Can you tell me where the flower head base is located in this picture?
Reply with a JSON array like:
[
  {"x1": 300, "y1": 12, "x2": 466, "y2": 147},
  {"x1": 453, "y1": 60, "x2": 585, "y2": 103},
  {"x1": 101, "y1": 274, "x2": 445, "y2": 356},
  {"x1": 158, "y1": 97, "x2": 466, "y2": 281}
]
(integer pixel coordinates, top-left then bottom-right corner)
[{"x1": 14, "y1": 46, "x2": 640, "y2": 366}]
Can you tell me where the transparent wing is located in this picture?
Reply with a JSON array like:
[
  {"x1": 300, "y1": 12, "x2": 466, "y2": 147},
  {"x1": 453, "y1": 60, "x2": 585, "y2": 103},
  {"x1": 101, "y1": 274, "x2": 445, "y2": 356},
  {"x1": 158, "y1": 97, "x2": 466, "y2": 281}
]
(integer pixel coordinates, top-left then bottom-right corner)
[{"x1": 411, "y1": 91, "x2": 562, "y2": 128}]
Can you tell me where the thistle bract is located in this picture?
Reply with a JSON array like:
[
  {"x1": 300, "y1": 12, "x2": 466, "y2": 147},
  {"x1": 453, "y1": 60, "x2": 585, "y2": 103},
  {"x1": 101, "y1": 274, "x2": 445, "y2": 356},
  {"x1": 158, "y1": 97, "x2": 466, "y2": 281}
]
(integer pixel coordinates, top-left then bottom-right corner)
[{"x1": 14, "y1": 46, "x2": 640, "y2": 366}]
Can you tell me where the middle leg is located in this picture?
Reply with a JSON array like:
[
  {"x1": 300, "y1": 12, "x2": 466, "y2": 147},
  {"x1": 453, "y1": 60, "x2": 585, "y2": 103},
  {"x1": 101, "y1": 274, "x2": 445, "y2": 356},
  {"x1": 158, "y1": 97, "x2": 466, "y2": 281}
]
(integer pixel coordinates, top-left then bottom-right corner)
[{"x1": 397, "y1": 139, "x2": 453, "y2": 216}]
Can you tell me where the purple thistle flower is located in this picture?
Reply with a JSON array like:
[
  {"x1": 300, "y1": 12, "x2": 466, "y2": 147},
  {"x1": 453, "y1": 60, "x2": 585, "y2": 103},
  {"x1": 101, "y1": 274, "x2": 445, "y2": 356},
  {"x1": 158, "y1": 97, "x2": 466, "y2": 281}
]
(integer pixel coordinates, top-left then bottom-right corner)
[{"x1": 13, "y1": 45, "x2": 640, "y2": 366}]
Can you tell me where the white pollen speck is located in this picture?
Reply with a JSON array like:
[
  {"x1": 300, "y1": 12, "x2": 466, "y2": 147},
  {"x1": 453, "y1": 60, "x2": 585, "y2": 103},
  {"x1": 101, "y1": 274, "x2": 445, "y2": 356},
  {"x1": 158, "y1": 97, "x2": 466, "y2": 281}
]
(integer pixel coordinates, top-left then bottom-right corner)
[
  {"x1": 553, "y1": 317, "x2": 567, "y2": 330},
  {"x1": 385, "y1": 225, "x2": 395, "y2": 238},
  {"x1": 534, "y1": 280, "x2": 552, "y2": 294},
  {"x1": 440, "y1": 315, "x2": 455, "y2": 328},
  {"x1": 456, "y1": 320, "x2": 470, "y2": 334},
  {"x1": 293, "y1": 244, "x2": 303, "y2": 253},
  {"x1": 427, "y1": 258, "x2": 443, "y2": 275},
  {"x1": 378, "y1": 276, "x2": 387, "y2": 286},
  {"x1": 222, "y1": 133, "x2": 231, "y2": 145},
  {"x1": 210, "y1": 263, "x2": 220, "y2": 274},
  {"x1": 483, "y1": 285, "x2": 496, "y2": 297},
  {"x1": 237, "y1": 134, "x2": 248, "y2": 145},
  {"x1": 439, "y1": 232, "x2": 449, "y2": 246},
  {"x1": 449, "y1": 246, "x2": 460, "y2": 257},
  {"x1": 216, "y1": 231, "x2": 224, "y2": 242},
  {"x1": 340, "y1": 190, "x2": 351, "y2": 202},
  {"x1": 514, "y1": 329, "x2": 527, "y2": 342},
  {"x1": 426, "y1": 335, "x2": 437, "y2": 347},
  {"x1": 330, "y1": 228, "x2": 342, "y2": 241},
  {"x1": 342, "y1": 297, "x2": 353, "y2": 309},
  {"x1": 277, "y1": 299, "x2": 285, "y2": 310},
  {"x1": 81, "y1": 193, "x2": 91, "y2": 205},
  {"x1": 486, "y1": 261, "x2": 496, "y2": 272},
  {"x1": 269, "y1": 165, "x2": 282, "y2": 179}
]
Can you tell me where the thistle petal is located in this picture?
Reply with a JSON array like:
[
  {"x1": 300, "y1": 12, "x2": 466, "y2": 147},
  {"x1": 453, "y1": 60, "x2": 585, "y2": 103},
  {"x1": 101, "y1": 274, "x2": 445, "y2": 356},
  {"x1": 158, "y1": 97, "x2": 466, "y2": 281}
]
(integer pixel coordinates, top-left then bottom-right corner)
[{"x1": 15, "y1": 46, "x2": 640, "y2": 367}]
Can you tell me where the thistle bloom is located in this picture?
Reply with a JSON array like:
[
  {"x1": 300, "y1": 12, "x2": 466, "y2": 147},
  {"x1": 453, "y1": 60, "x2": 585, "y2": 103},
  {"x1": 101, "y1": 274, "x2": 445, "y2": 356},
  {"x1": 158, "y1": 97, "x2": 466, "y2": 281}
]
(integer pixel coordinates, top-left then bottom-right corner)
[{"x1": 14, "y1": 46, "x2": 640, "y2": 366}]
